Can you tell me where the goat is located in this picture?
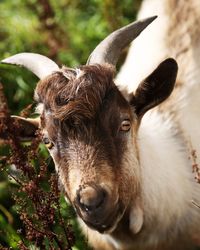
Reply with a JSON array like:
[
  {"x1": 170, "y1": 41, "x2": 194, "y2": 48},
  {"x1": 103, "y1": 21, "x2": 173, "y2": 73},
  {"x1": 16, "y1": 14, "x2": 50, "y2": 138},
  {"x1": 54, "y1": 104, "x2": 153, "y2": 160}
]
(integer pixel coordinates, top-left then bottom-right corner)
[{"x1": 1, "y1": 6, "x2": 200, "y2": 250}]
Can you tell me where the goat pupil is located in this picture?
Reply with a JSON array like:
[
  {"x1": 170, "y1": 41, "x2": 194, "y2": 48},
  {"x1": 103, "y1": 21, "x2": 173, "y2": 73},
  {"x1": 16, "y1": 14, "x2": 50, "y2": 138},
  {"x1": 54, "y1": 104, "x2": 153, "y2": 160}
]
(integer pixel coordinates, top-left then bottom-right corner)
[{"x1": 43, "y1": 137, "x2": 50, "y2": 144}]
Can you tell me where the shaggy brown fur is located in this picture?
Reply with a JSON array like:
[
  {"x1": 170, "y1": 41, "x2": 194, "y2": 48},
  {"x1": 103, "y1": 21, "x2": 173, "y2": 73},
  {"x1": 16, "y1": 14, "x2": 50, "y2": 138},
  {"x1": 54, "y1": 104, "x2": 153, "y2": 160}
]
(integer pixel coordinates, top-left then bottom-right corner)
[{"x1": 36, "y1": 64, "x2": 116, "y2": 124}]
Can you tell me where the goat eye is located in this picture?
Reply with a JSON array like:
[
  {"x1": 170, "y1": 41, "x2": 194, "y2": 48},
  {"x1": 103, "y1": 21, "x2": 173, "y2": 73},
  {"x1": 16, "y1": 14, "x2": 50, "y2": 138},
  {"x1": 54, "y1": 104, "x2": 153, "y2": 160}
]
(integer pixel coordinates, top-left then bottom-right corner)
[
  {"x1": 120, "y1": 119, "x2": 131, "y2": 132},
  {"x1": 43, "y1": 137, "x2": 54, "y2": 149}
]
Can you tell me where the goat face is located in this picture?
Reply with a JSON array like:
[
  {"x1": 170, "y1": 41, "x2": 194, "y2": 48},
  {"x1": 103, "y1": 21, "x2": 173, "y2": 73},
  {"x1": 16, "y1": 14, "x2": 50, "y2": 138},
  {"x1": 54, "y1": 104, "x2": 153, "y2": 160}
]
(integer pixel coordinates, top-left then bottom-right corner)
[
  {"x1": 1, "y1": 17, "x2": 178, "y2": 235},
  {"x1": 35, "y1": 64, "x2": 140, "y2": 233},
  {"x1": 35, "y1": 59, "x2": 177, "y2": 233}
]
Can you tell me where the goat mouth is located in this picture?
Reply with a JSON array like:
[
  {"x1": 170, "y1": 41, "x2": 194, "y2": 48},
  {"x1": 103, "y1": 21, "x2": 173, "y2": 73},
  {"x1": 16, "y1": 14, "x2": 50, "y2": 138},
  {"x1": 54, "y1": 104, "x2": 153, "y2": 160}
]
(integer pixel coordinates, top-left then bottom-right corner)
[{"x1": 81, "y1": 203, "x2": 125, "y2": 233}]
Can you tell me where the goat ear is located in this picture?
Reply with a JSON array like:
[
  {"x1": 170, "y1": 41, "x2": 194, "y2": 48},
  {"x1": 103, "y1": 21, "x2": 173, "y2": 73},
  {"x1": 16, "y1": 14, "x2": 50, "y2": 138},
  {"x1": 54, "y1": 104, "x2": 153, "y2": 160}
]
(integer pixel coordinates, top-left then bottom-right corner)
[
  {"x1": 11, "y1": 116, "x2": 40, "y2": 141},
  {"x1": 131, "y1": 58, "x2": 178, "y2": 118}
]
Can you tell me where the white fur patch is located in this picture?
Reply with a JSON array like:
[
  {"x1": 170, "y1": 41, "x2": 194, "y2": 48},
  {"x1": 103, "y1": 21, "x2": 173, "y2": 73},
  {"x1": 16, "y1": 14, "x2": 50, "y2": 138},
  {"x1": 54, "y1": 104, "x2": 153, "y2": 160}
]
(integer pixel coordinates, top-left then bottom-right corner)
[
  {"x1": 138, "y1": 110, "x2": 200, "y2": 242},
  {"x1": 35, "y1": 103, "x2": 44, "y2": 114},
  {"x1": 75, "y1": 68, "x2": 84, "y2": 79}
]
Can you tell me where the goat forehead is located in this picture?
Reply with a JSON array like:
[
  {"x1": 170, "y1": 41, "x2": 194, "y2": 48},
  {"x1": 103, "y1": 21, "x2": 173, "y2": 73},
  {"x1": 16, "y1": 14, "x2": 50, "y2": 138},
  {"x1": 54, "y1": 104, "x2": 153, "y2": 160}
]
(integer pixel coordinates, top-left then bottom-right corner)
[
  {"x1": 35, "y1": 64, "x2": 129, "y2": 123},
  {"x1": 35, "y1": 64, "x2": 115, "y2": 100}
]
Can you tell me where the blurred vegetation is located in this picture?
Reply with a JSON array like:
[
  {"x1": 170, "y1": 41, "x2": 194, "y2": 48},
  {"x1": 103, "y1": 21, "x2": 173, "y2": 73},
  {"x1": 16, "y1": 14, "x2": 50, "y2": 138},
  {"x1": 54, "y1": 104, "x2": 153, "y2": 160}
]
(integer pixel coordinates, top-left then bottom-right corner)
[{"x1": 0, "y1": 0, "x2": 141, "y2": 249}]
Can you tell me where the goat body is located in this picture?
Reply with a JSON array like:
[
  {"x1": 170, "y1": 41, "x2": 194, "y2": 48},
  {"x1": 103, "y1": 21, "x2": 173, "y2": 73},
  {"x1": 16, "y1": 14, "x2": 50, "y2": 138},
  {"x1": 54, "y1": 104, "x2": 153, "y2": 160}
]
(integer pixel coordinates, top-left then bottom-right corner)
[
  {"x1": 2, "y1": 1, "x2": 200, "y2": 250},
  {"x1": 115, "y1": 0, "x2": 200, "y2": 249}
]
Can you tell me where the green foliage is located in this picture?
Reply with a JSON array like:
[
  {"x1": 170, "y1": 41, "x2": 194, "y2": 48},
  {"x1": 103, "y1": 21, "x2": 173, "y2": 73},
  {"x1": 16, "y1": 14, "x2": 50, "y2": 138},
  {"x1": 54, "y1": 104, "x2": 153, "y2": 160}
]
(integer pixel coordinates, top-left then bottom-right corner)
[{"x1": 0, "y1": 0, "x2": 141, "y2": 249}]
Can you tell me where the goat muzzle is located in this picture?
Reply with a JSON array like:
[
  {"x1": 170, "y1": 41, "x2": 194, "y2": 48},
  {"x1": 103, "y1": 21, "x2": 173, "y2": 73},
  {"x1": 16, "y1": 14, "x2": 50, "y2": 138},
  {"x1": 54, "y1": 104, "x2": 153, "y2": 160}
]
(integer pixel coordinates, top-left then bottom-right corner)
[
  {"x1": 77, "y1": 185, "x2": 106, "y2": 212},
  {"x1": 75, "y1": 184, "x2": 123, "y2": 233}
]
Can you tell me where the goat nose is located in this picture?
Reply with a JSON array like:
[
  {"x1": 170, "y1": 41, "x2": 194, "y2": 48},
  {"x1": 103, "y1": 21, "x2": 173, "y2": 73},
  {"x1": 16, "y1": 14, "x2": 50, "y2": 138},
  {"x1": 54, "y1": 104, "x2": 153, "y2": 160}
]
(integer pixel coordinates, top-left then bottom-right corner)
[{"x1": 77, "y1": 186, "x2": 106, "y2": 212}]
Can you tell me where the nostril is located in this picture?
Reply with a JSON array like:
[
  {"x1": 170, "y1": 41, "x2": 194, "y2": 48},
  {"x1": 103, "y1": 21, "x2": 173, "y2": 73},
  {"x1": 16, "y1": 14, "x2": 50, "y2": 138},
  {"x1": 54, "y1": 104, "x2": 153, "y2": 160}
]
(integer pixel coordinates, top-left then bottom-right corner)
[{"x1": 77, "y1": 186, "x2": 106, "y2": 212}]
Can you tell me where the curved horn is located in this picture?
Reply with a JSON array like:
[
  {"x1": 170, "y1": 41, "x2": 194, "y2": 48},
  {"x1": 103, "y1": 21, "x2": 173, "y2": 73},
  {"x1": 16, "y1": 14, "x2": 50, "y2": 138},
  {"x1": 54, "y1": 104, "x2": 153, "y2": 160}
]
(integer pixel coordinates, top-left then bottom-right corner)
[
  {"x1": 1, "y1": 53, "x2": 59, "y2": 79},
  {"x1": 87, "y1": 16, "x2": 157, "y2": 66}
]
